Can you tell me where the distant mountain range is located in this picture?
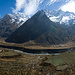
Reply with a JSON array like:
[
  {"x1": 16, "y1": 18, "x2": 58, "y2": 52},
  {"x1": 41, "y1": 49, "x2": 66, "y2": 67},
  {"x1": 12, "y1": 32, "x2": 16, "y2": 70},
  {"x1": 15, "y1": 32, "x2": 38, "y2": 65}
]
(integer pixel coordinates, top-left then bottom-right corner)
[
  {"x1": 44, "y1": 10, "x2": 75, "y2": 25},
  {"x1": 5, "y1": 10, "x2": 75, "y2": 45},
  {"x1": 0, "y1": 10, "x2": 75, "y2": 38},
  {"x1": 0, "y1": 13, "x2": 29, "y2": 37}
]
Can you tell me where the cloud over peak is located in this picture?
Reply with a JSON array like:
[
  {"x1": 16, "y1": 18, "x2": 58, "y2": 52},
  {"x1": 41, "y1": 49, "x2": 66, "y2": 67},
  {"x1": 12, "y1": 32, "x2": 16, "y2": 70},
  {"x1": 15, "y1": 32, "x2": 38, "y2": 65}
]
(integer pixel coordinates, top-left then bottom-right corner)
[
  {"x1": 24, "y1": 0, "x2": 44, "y2": 16},
  {"x1": 60, "y1": 0, "x2": 75, "y2": 13},
  {"x1": 12, "y1": 0, "x2": 26, "y2": 13},
  {"x1": 13, "y1": 0, "x2": 43, "y2": 16},
  {"x1": 12, "y1": 0, "x2": 75, "y2": 16}
]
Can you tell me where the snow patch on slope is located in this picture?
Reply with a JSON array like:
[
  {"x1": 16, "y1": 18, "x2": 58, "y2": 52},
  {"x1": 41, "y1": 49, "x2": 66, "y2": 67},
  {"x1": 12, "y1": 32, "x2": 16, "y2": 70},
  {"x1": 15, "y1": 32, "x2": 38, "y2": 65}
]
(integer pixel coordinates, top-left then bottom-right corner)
[
  {"x1": 60, "y1": 16, "x2": 70, "y2": 25},
  {"x1": 44, "y1": 9, "x2": 75, "y2": 25},
  {"x1": 8, "y1": 13, "x2": 29, "y2": 27},
  {"x1": 50, "y1": 16, "x2": 60, "y2": 22}
]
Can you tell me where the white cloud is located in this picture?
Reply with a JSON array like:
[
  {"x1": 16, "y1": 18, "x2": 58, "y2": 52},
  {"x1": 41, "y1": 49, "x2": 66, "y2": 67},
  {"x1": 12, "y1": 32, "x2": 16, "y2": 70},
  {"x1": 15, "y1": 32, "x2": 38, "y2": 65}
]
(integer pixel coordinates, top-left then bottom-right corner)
[
  {"x1": 12, "y1": 0, "x2": 26, "y2": 13},
  {"x1": 13, "y1": 0, "x2": 43, "y2": 16},
  {"x1": 47, "y1": 0, "x2": 75, "y2": 13},
  {"x1": 60, "y1": 0, "x2": 75, "y2": 13},
  {"x1": 12, "y1": 0, "x2": 75, "y2": 16},
  {"x1": 47, "y1": 0, "x2": 71, "y2": 6},
  {"x1": 24, "y1": 0, "x2": 44, "y2": 16},
  {"x1": 47, "y1": 0, "x2": 61, "y2": 5}
]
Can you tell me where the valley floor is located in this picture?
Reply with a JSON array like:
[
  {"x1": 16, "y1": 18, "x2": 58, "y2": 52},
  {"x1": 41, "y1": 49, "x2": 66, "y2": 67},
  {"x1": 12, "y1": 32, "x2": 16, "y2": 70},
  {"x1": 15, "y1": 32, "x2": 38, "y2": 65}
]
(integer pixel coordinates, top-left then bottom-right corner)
[
  {"x1": 0, "y1": 39, "x2": 75, "y2": 75},
  {"x1": 0, "y1": 47, "x2": 75, "y2": 75}
]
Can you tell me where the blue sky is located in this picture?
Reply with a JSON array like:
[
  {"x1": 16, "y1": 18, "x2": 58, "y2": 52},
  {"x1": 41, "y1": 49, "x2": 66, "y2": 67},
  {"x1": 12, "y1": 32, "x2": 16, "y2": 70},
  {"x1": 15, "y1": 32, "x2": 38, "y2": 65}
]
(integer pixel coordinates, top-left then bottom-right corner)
[
  {"x1": 0, "y1": 0, "x2": 15, "y2": 18},
  {"x1": 0, "y1": 0, "x2": 75, "y2": 18}
]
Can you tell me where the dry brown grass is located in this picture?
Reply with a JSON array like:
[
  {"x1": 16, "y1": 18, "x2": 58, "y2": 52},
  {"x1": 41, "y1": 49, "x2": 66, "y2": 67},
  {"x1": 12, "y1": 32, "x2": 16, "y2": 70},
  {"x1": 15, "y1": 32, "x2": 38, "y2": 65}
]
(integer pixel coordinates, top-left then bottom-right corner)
[
  {"x1": 0, "y1": 40, "x2": 75, "y2": 50},
  {"x1": 0, "y1": 47, "x2": 75, "y2": 75},
  {"x1": 0, "y1": 39, "x2": 75, "y2": 74}
]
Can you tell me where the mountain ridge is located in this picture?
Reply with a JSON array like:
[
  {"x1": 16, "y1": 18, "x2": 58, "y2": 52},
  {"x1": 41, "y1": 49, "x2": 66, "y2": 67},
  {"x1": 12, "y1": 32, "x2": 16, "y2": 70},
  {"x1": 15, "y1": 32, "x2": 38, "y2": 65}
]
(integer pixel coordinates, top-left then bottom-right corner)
[
  {"x1": 44, "y1": 9, "x2": 75, "y2": 25},
  {"x1": 0, "y1": 13, "x2": 29, "y2": 37},
  {"x1": 5, "y1": 10, "x2": 73, "y2": 45}
]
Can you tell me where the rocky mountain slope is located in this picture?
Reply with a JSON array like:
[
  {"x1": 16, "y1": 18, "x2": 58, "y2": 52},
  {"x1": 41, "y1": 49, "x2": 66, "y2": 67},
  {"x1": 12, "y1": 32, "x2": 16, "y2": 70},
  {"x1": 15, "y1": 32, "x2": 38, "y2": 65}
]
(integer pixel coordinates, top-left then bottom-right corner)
[
  {"x1": 0, "y1": 9, "x2": 75, "y2": 38},
  {"x1": 0, "y1": 13, "x2": 29, "y2": 37},
  {"x1": 6, "y1": 10, "x2": 73, "y2": 45}
]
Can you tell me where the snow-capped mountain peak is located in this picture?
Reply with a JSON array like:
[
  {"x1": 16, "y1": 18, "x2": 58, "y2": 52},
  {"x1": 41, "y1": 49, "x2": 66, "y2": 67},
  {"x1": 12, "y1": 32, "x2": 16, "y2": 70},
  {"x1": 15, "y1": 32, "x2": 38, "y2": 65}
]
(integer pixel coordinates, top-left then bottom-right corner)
[
  {"x1": 7, "y1": 12, "x2": 29, "y2": 27},
  {"x1": 0, "y1": 12, "x2": 30, "y2": 37},
  {"x1": 44, "y1": 9, "x2": 75, "y2": 25}
]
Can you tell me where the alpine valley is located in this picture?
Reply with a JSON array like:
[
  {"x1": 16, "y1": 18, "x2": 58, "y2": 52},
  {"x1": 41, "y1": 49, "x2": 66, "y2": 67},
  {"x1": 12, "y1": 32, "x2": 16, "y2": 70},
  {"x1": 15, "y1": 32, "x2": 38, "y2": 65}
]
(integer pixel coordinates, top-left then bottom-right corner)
[{"x1": 0, "y1": 9, "x2": 75, "y2": 75}]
